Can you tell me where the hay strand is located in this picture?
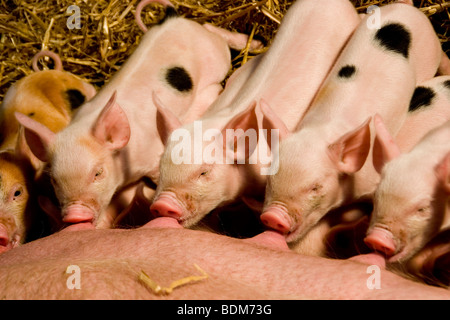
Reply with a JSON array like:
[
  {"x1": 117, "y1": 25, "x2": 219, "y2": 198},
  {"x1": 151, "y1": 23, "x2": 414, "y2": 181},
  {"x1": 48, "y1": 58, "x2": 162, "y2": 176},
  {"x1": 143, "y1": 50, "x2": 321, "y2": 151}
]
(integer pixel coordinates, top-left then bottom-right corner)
[{"x1": 0, "y1": 0, "x2": 449, "y2": 102}]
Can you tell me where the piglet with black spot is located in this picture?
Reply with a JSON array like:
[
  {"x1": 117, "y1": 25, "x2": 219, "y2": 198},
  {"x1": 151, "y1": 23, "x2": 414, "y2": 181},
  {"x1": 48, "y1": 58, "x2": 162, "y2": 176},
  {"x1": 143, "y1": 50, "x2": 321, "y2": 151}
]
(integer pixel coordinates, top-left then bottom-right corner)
[
  {"x1": 15, "y1": 0, "x2": 259, "y2": 229},
  {"x1": 364, "y1": 76, "x2": 450, "y2": 262},
  {"x1": 261, "y1": 3, "x2": 447, "y2": 246},
  {"x1": 150, "y1": 0, "x2": 361, "y2": 228}
]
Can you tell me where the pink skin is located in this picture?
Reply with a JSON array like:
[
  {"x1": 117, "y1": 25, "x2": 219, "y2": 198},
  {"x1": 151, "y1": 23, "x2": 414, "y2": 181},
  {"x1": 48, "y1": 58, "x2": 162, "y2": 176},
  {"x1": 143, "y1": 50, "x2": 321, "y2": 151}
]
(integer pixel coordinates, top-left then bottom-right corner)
[
  {"x1": 135, "y1": 0, "x2": 174, "y2": 32},
  {"x1": 141, "y1": 216, "x2": 183, "y2": 229},
  {"x1": 62, "y1": 203, "x2": 95, "y2": 224},
  {"x1": 141, "y1": 216, "x2": 289, "y2": 251},
  {"x1": 366, "y1": 76, "x2": 450, "y2": 263},
  {"x1": 261, "y1": 3, "x2": 445, "y2": 244},
  {"x1": 0, "y1": 224, "x2": 13, "y2": 254},
  {"x1": 364, "y1": 226, "x2": 396, "y2": 257},
  {"x1": 260, "y1": 204, "x2": 292, "y2": 234},
  {"x1": 349, "y1": 253, "x2": 386, "y2": 269},
  {"x1": 15, "y1": 11, "x2": 240, "y2": 229},
  {"x1": 16, "y1": 6, "x2": 265, "y2": 230},
  {"x1": 149, "y1": 191, "x2": 185, "y2": 220},
  {"x1": 31, "y1": 50, "x2": 63, "y2": 72},
  {"x1": 152, "y1": 0, "x2": 361, "y2": 229},
  {"x1": 243, "y1": 231, "x2": 289, "y2": 251}
]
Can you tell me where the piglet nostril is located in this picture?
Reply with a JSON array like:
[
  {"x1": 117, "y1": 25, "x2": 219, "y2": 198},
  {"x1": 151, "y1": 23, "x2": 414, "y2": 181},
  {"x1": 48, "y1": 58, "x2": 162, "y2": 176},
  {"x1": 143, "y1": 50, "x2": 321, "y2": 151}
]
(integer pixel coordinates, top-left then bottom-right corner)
[
  {"x1": 364, "y1": 227, "x2": 396, "y2": 257},
  {"x1": 0, "y1": 224, "x2": 10, "y2": 249},
  {"x1": 150, "y1": 200, "x2": 182, "y2": 219}
]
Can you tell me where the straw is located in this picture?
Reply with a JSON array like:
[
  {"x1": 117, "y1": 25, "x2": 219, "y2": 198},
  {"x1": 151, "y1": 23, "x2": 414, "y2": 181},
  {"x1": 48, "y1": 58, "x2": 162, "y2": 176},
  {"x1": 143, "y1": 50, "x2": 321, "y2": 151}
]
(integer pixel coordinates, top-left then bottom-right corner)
[{"x1": 0, "y1": 0, "x2": 448, "y2": 102}]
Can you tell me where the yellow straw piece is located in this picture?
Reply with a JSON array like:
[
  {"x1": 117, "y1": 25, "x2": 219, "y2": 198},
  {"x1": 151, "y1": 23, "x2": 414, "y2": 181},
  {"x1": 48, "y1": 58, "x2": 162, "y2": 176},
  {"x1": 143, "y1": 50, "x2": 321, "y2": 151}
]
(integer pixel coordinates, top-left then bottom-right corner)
[{"x1": 139, "y1": 264, "x2": 209, "y2": 295}]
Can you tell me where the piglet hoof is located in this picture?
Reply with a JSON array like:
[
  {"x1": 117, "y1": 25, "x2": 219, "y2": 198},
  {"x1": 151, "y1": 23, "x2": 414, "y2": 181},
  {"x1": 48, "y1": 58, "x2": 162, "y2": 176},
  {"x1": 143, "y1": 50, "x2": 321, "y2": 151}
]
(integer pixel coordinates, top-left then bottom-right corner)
[
  {"x1": 141, "y1": 217, "x2": 183, "y2": 229},
  {"x1": 243, "y1": 230, "x2": 290, "y2": 252},
  {"x1": 348, "y1": 253, "x2": 386, "y2": 268}
]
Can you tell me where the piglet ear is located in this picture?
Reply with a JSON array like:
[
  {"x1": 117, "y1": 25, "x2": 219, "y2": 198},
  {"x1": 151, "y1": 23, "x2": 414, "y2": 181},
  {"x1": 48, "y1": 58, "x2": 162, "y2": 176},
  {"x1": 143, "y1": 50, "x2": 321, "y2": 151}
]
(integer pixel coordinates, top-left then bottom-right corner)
[
  {"x1": 15, "y1": 126, "x2": 42, "y2": 171},
  {"x1": 221, "y1": 101, "x2": 259, "y2": 163},
  {"x1": 328, "y1": 117, "x2": 372, "y2": 174},
  {"x1": 372, "y1": 113, "x2": 401, "y2": 174},
  {"x1": 15, "y1": 112, "x2": 55, "y2": 163},
  {"x1": 92, "y1": 91, "x2": 130, "y2": 151},
  {"x1": 153, "y1": 92, "x2": 182, "y2": 146},
  {"x1": 435, "y1": 152, "x2": 450, "y2": 193},
  {"x1": 259, "y1": 99, "x2": 290, "y2": 147}
]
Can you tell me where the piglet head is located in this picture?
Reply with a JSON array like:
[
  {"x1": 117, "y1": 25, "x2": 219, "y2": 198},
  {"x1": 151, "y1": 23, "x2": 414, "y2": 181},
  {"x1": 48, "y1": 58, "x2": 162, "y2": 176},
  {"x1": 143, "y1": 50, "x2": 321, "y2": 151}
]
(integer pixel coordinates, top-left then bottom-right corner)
[
  {"x1": 262, "y1": 117, "x2": 372, "y2": 243},
  {"x1": 367, "y1": 157, "x2": 445, "y2": 263},
  {"x1": 365, "y1": 116, "x2": 448, "y2": 262},
  {"x1": 152, "y1": 99, "x2": 264, "y2": 227},
  {"x1": 17, "y1": 91, "x2": 131, "y2": 228},
  {"x1": 0, "y1": 149, "x2": 32, "y2": 253}
]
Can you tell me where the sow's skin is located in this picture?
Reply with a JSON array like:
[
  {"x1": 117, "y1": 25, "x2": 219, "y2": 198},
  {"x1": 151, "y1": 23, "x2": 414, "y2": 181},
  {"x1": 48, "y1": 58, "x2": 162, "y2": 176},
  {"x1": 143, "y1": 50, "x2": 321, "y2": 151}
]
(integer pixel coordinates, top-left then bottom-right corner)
[
  {"x1": 0, "y1": 51, "x2": 96, "y2": 253},
  {"x1": 150, "y1": 0, "x2": 361, "y2": 228},
  {"x1": 260, "y1": 3, "x2": 446, "y2": 246},
  {"x1": 365, "y1": 77, "x2": 450, "y2": 263},
  {"x1": 15, "y1": 2, "x2": 243, "y2": 229},
  {"x1": 1, "y1": 218, "x2": 450, "y2": 299}
]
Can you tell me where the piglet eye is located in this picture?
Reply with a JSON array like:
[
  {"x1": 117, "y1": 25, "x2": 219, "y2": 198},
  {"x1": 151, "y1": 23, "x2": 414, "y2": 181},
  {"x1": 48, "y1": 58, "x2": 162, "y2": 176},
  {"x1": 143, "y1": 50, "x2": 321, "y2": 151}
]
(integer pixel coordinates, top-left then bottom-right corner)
[
  {"x1": 93, "y1": 168, "x2": 105, "y2": 182},
  {"x1": 95, "y1": 168, "x2": 103, "y2": 177},
  {"x1": 12, "y1": 186, "x2": 24, "y2": 200},
  {"x1": 417, "y1": 206, "x2": 430, "y2": 214}
]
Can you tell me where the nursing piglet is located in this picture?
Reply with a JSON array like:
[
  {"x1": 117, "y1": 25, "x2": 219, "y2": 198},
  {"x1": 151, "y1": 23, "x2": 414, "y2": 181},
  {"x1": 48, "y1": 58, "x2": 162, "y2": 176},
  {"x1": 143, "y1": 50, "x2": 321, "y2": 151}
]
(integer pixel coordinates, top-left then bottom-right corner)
[
  {"x1": 365, "y1": 76, "x2": 450, "y2": 262},
  {"x1": 15, "y1": 1, "x2": 256, "y2": 228},
  {"x1": 0, "y1": 51, "x2": 96, "y2": 252},
  {"x1": 0, "y1": 134, "x2": 36, "y2": 253},
  {"x1": 261, "y1": 3, "x2": 444, "y2": 244},
  {"x1": 297, "y1": 76, "x2": 450, "y2": 258},
  {"x1": 150, "y1": 0, "x2": 361, "y2": 227}
]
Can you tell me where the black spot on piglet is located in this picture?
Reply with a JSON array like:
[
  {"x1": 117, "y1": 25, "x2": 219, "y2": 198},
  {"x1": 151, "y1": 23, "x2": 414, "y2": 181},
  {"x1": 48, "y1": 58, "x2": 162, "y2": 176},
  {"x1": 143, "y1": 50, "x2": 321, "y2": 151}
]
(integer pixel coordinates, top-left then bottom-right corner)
[
  {"x1": 166, "y1": 66, "x2": 193, "y2": 92},
  {"x1": 158, "y1": 6, "x2": 178, "y2": 25},
  {"x1": 65, "y1": 89, "x2": 86, "y2": 110},
  {"x1": 338, "y1": 65, "x2": 357, "y2": 79},
  {"x1": 409, "y1": 86, "x2": 436, "y2": 112},
  {"x1": 443, "y1": 80, "x2": 450, "y2": 90},
  {"x1": 374, "y1": 23, "x2": 411, "y2": 59}
]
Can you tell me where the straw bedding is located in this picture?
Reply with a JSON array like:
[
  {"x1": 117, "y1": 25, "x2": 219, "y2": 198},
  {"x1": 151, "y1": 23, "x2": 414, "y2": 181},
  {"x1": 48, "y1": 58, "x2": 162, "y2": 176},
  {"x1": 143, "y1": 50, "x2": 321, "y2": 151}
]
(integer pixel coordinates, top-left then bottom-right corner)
[{"x1": 0, "y1": 0, "x2": 449, "y2": 102}]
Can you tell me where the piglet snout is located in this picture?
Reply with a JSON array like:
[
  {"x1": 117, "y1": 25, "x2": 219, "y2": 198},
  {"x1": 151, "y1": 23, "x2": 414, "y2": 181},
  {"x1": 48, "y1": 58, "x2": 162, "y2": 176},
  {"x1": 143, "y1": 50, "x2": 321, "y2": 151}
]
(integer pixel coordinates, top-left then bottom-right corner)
[
  {"x1": 260, "y1": 205, "x2": 292, "y2": 234},
  {"x1": 150, "y1": 194, "x2": 183, "y2": 219},
  {"x1": 62, "y1": 204, "x2": 94, "y2": 224},
  {"x1": 0, "y1": 224, "x2": 12, "y2": 253},
  {"x1": 364, "y1": 227, "x2": 396, "y2": 257}
]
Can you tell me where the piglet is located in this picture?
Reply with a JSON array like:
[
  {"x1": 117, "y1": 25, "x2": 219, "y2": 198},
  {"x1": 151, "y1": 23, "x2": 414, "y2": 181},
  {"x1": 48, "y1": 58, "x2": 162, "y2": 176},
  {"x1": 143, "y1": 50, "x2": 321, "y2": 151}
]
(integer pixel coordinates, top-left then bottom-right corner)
[
  {"x1": 16, "y1": 0, "x2": 258, "y2": 228},
  {"x1": 365, "y1": 76, "x2": 450, "y2": 262},
  {"x1": 0, "y1": 133, "x2": 35, "y2": 253},
  {"x1": 261, "y1": 2, "x2": 446, "y2": 244},
  {"x1": 150, "y1": 0, "x2": 361, "y2": 228},
  {"x1": 0, "y1": 51, "x2": 96, "y2": 252},
  {"x1": 1, "y1": 50, "x2": 96, "y2": 173}
]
